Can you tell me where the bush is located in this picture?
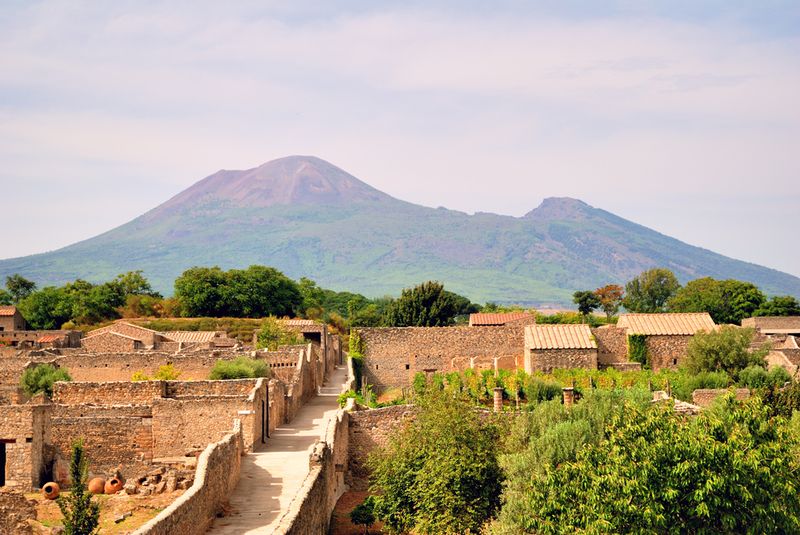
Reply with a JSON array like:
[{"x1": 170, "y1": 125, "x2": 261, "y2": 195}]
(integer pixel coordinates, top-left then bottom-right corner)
[
  {"x1": 131, "y1": 364, "x2": 181, "y2": 382},
  {"x1": 686, "y1": 326, "x2": 769, "y2": 378},
  {"x1": 522, "y1": 376, "x2": 563, "y2": 403},
  {"x1": 627, "y1": 334, "x2": 648, "y2": 367},
  {"x1": 256, "y1": 316, "x2": 304, "y2": 350},
  {"x1": 209, "y1": 357, "x2": 270, "y2": 380},
  {"x1": 350, "y1": 496, "x2": 377, "y2": 534},
  {"x1": 20, "y1": 364, "x2": 71, "y2": 397}
]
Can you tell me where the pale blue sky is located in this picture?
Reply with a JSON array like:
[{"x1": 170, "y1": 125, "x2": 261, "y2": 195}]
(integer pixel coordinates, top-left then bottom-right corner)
[{"x1": 2, "y1": 1, "x2": 799, "y2": 277}]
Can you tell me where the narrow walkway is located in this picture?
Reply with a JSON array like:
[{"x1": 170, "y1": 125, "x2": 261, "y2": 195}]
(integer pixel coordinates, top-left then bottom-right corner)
[{"x1": 207, "y1": 364, "x2": 349, "y2": 534}]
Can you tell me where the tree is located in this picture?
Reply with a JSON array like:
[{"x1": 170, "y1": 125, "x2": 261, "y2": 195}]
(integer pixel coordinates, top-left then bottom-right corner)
[
  {"x1": 209, "y1": 357, "x2": 270, "y2": 379},
  {"x1": 572, "y1": 290, "x2": 600, "y2": 319},
  {"x1": 174, "y1": 266, "x2": 230, "y2": 317},
  {"x1": 18, "y1": 287, "x2": 75, "y2": 330},
  {"x1": 370, "y1": 390, "x2": 504, "y2": 534},
  {"x1": 755, "y1": 295, "x2": 800, "y2": 317},
  {"x1": 623, "y1": 268, "x2": 681, "y2": 313},
  {"x1": 350, "y1": 496, "x2": 377, "y2": 535},
  {"x1": 57, "y1": 440, "x2": 101, "y2": 535},
  {"x1": 383, "y1": 281, "x2": 458, "y2": 327},
  {"x1": 114, "y1": 270, "x2": 160, "y2": 297},
  {"x1": 0, "y1": 288, "x2": 11, "y2": 305},
  {"x1": 685, "y1": 326, "x2": 769, "y2": 378},
  {"x1": 256, "y1": 316, "x2": 304, "y2": 350},
  {"x1": 20, "y1": 364, "x2": 72, "y2": 397},
  {"x1": 669, "y1": 277, "x2": 766, "y2": 325},
  {"x1": 445, "y1": 291, "x2": 481, "y2": 323},
  {"x1": 497, "y1": 397, "x2": 800, "y2": 534},
  {"x1": 594, "y1": 284, "x2": 624, "y2": 321},
  {"x1": 6, "y1": 274, "x2": 37, "y2": 303}
]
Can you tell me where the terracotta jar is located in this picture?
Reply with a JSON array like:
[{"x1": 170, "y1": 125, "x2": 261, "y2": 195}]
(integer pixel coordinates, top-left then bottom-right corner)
[
  {"x1": 105, "y1": 476, "x2": 124, "y2": 494},
  {"x1": 88, "y1": 477, "x2": 106, "y2": 494},
  {"x1": 42, "y1": 482, "x2": 60, "y2": 500}
]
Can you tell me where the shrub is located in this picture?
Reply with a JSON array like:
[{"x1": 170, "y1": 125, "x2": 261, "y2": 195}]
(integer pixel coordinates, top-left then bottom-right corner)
[
  {"x1": 738, "y1": 365, "x2": 770, "y2": 389},
  {"x1": 350, "y1": 353, "x2": 365, "y2": 390},
  {"x1": 57, "y1": 440, "x2": 100, "y2": 535},
  {"x1": 522, "y1": 376, "x2": 562, "y2": 403},
  {"x1": 209, "y1": 357, "x2": 269, "y2": 380},
  {"x1": 350, "y1": 496, "x2": 377, "y2": 534},
  {"x1": 256, "y1": 316, "x2": 304, "y2": 350},
  {"x1": 20, "y1": 364, "x2": 71, "y2": 397},
  {"x1": 686, "y1": 326, "x2": 769, "y2": 378},
  {"x1": 131, "y1": 370, "x2": 149, "y2": 382},
  {"x1": 131, "y1": 364, "x2": 181, "y2": 382}
]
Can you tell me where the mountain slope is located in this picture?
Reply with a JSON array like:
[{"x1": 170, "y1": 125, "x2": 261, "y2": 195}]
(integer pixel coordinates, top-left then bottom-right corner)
[{"x1": 1, "y1": 156, "x2": 798, "y2": 304}]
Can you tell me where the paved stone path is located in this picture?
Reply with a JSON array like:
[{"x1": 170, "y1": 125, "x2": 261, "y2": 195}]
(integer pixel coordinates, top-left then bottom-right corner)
[{"x1": 207, "y1": 364, "x2": 349, "y2": 534}]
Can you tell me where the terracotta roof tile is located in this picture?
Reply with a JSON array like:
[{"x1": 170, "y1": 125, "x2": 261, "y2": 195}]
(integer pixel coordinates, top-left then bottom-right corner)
[
  {"x1": 37, "y1": 334, "x2": 63, "y2": 343},
  {"x1": 525, "y1": 324, "x2": 597, "y2": 350},
  {"x1": 469, "y1": 312, "x2": 532, "y2": 326},
  {"x1": 0, "y1": 305, "x2": 18, "y2": 316},
  {"x1": 160, "y1": 331, "x2": 220, "y2": 343},
  {"x1": 617, "y1": 313, "x2": 715, "y2": 336}
]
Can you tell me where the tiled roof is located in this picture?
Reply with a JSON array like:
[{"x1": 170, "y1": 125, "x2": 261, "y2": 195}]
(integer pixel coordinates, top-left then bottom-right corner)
[
  {"x1": 88, "y1": 321, "x2": 160, "y2": 337},
  {"x1": 160, "y1": 331, "x2": 220, "y2": 343},
  {"x1": 617, "y1": 313, "x2": 715, "y2": 336},
  {"x1": 469, "y1": 312, "x2": 532, "y2": 326},
  {"x1": 83, "y1": 330, "x2": 140, "y2": 342},
  {"x1": 37, "y1": 334, "x2": 63, "y2": 343},
  {"x1": 525, "y1": 324, "x2": 597, "y2": 350},
  {"x1": 279, "y1": 319, "x2": 319, "y2": 326},
  {"x1": 742, "y1": 316, "x2": 800, "y2": 332},
  {"x1": 0, "y1": 305, "x2": 18, "y2": 316}
]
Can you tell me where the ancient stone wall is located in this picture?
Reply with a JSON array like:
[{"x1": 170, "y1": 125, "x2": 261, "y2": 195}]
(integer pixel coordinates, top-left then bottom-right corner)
[
  {"x1": 165, "y1": 379, "x2": 256, "y2": 398},
  {"x1": 527, "y1": 348, "x2": 598, "y2": 373},
  {"x1": 53, "y1": 381, "x2": 166, "y2": 405},
  {"x1": 594, "y1": 326, "x2": 628, "y2": 364},
  {"x1": 132, "y1": 420, "x2": 244, "y2": 535},
  {"x1": 691, "y1": 388, "x2": 750, "y2": 408},
  {"x1": 346, "y1": 404, "x2": 417, "y2": 491},
  {"x1": 81, "y1": 331, "x2": 142, "y2": 353},
  {"x1": 88, "y1": 323, "x2": 161, "y2": 347},
  {"x1": 151, "y1": 398, "x2": 245, "y2": 458},
  {"x1": 0, "y1": 404, "x2": 51, "y2": 489},
  {"x1": 646, "y1": 335, "x2": 692, "y2": 371},
  {"x1": 357, "y1": 326, "x2": 526, "y2": 390}
]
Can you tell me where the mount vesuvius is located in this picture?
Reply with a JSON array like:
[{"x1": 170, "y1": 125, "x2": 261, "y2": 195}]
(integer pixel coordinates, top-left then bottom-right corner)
[{"x1": 3, "y1": 155, "x2": 798, "y2": 304}]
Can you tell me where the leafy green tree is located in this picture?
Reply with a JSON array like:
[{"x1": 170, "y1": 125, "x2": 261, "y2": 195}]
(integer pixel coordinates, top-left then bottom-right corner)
[
  {"x1": 623, "y1": 268, "x2": 681, "y2": 313},
  {"x1": 685, "y1": 326, "x2": 769, "y2": 378},
  {"x1": 70, "y1": 282, "x2": 126, "y2": 324},
  {"x1": 755, "y1": 295, "x2": 800, "y2": 317},
  {"x1": 370, "y1": 390, "x2": 504, "y2": 534},
  {"x1": 349, "y1": 496, "x2": 377, "y2": 535},
  {"x1": 383, "y1": 281, "x2": 457, "y2": 327},
  {"x1": 594, "y1": 284, "x2": 624, "y2": 320},
  {"x1": 174, "y1": 266, "x2": 229, "y2": 316},
  {"x1": 0, "y1": 288, "x2": 12, "y2": 305},
  {"x1": 493, "y1": 397, "x2": 800, "y2": 534},
  {"x1": 20, "y1": 364, "x2": 72, "y2": 397},
  {"x1": 572, "y1": 290, "x2": 600, "y2": 318},
  {"x1": 18, "y1": 287, "x2": 75, "y2": 329},
  {"x1": 114, "y1": 270, "x2": 161, "y2": 297},
  {"x1": 298, "y1": 277, "x2": 325, "y2": 315},
  {"x1": 668, "y1": 277, "x2": 765, "y2": 324},
  {"x1": 226, "y1": 265, "x2": 302, "y2": 317},
  {"x1": 57, "y1": 440, "x2": 101, "y2": 535},
  {"x1": 6, "y1": 274, "x2": 37, "y2": 303},
  {"x1": 445, "y1": 291, "x2": 481, "y2": 323},
  {"x1": 256, "y1": 316, "x2": 304, "y2": 350}
]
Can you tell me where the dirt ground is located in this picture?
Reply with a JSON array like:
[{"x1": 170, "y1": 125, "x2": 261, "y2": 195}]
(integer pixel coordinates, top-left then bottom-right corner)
[
  {"x1": 330, "y1": 491, "x2": 385, "y2": 535},
  {"x1": 27, "y1": 489, "x2": 184, "y2": 534}
]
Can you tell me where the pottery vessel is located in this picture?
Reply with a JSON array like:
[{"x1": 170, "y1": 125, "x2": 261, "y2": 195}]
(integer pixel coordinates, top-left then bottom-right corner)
[
  {"x1": 42, "y1": 482, "x2": 60, "y2": 500},
  {"x1": 105, "y1": 476, "x2": 124, "y2": 494},
  {"x1": 88, "y1": 477, "x2": 106, "y2": 494}
]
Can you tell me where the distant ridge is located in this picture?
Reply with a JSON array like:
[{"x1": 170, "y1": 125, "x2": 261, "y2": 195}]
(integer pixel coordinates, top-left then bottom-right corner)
[{"x1": 1, "y1": 155, "x2": 798, "y2": 304}]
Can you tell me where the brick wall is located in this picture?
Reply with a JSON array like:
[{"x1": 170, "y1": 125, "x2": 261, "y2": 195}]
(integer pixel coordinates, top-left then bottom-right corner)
[
  {"x1": 691, "y1": 388, "x2": 750, "y2": 408},
  {"x1": 132, "y1": 421, "x2": 244, "y2": 535},
  {"x1": 346, "y1": 405, "x2": 417, "y2": 491},
  {"x1": 527, "y1": 348, "x2": 598, "y2": 373},
  {"x1": 357, "y1": 326, "x2": 525, "y2": 390},
  {"x1": 593, "y1": 326, "x2": 628, "y2": 364}
]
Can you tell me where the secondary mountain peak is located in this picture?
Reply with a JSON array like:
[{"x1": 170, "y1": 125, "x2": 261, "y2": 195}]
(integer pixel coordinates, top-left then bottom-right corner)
[
  {"x1": 151, "y1": 155, "x2": 394, "y2": 216},
  {"x1": 524, "y1": 197, "x2": 593, "y2": 220}
]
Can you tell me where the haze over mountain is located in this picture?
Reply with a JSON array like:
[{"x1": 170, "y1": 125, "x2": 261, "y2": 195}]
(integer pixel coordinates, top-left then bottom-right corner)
[{"x1": 2, "y1": 156, "x2": 798, "y2": 305}]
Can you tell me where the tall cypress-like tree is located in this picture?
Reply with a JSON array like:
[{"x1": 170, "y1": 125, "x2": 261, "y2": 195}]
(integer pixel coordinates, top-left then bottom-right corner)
[{"x1": 57, "y1": 440, "x2": 100, "y2": 535}]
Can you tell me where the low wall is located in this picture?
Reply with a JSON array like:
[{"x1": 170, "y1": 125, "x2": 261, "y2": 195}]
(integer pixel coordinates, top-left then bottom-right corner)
[
  {"x1": 272, "y1": 400, "x2": 352, "y2": 535},
  {"x1": 132, "y1": 420, "x2": 244, "y2": 535},
  {"x1": 52, "y1": 380, "x2": 166, "y2": 405},
  {"x1": 692, "y1": 388, "x2": 750, "y2": 408},
  {"x1": 0, "y1": 490, "x2": 37, "y2": 535},
  {"x1": 54, "y1": 351, "x2": 243, "y2": 382},
  {"x1": 346, "y1": 404, "x2": 417, "y2": 491}
]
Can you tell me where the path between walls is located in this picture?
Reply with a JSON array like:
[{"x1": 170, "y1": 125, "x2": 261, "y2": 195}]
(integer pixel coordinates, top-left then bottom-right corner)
[{"x1": 206, "y1": 364, "x2": 349, "y2": 534}]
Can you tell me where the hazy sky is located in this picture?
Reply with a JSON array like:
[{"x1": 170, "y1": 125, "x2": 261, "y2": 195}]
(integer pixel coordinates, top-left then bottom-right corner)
[{"x1": 2, "y1": 1, "x2": 799, "y2": 277}]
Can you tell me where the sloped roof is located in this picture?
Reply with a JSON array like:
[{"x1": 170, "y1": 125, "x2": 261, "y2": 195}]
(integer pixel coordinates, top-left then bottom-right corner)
[
  {"x1": 88, "y1": 321, "x2": 160, "y2": 337},
  {"x1": 742, "y1": 316, "x2": 800, "y2": 332},
  {"x1": 525, "y1": 324, "x2": 596, "y2": 350},
  {"x1": 83, "y1": 330, "x2": 140, "y2": 342},
  {"x1": 279, "y1": 319, "x2": 318, "y2": 326},
  {"x1": 160, "y1": 331, "x2": 220, "y2": 343},
  {"x1": 37, "y1": 333, "x2": 64, "y2": 343},
  {"x1": 469, "y1": 312, "x2": 532, "y2": 326},
  {"x1": 781, "y1": 336, "x2": 799, "y2": 350},
  {"x1": 0, "y1": 305, "x2": 18, "y2": 316},
  {"x1": 617, "y1": 313, "x2": 715, "y2": 336}
]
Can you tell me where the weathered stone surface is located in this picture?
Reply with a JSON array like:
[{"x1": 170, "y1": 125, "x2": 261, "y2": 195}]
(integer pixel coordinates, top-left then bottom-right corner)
[{"x1": 0, "y1": 489, "x2": 36, "y2": 534}]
